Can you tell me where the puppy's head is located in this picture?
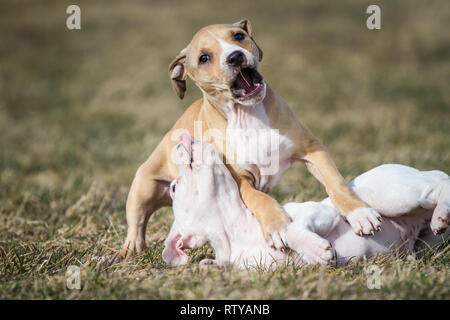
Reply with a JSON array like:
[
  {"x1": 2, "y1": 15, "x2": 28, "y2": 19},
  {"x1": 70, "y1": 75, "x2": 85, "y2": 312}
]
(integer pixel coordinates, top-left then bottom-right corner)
[
  {"x1": 171, "y1": 133, "x2": 239, "y2": 227},
  {"x1": 165, "y1": 134, "x2": 235, "y2": 266},
  {"x1": 169, "y1": 20, "x2": 265, "y2": 107}
]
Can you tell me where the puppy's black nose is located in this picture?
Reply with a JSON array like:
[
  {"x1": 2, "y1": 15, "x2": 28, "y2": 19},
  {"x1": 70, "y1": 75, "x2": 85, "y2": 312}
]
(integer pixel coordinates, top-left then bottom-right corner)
[{"x1": 227, "y1": 51, "x2": 245, "y2": 67}]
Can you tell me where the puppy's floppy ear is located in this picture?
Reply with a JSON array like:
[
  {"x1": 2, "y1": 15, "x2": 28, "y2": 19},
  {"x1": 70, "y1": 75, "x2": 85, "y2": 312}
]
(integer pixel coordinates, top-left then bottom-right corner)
[
  {"x1": 233, "y1": 19, "x2": 254, "y2": 37},
  {"x1": 232, "y1": 19, "x2": 263, "y2": 62},
  {"x1": 162, "y1": 222, "x2": 189, "y2": 266},
  {"x1": 169, "y1": 47, "x2": 188, "y2": 99}
]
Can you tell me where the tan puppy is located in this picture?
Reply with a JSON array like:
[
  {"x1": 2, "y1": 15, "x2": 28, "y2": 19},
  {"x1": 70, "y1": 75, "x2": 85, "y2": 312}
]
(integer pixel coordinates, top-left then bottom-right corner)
[{"x1": 119, "y1": 20, "x2": 382, "y2": 259}]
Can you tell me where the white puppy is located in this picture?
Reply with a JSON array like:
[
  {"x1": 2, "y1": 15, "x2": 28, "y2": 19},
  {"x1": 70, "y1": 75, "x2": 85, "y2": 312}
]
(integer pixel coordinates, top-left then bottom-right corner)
[{"x1": 163, "y1": 135, "x2": 449, "y2": 269}]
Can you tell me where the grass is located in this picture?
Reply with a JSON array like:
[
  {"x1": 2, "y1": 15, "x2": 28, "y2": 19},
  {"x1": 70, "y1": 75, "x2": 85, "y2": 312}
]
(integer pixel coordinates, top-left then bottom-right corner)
[{"x1": 0, "y1": 0, "x2": 449, "y2": 299}]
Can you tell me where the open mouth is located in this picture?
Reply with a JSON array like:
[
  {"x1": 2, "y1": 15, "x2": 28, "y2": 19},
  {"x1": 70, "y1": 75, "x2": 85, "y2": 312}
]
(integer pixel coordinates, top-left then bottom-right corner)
[{"x1": 231, "y1": 67, "x2": 264, "y2": 100}]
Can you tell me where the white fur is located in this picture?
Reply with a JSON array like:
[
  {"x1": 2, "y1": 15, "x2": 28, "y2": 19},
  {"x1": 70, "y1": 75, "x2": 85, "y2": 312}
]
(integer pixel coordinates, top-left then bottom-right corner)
[
  {"x1": 163, "y1": 138, "x2": 449, "y2": 269},
  {"x1": 217, "y1": 38, "x2": 255, "y2": 70},
  {"x1": 226, "y1": 102, "x2": 294, "y2": 192},
  {"x1": 288, "y1": 164, "x2": 449, "y2": 265},
  {"x1": 206, "y1": 30, "x2": 257, "y2": 84}
]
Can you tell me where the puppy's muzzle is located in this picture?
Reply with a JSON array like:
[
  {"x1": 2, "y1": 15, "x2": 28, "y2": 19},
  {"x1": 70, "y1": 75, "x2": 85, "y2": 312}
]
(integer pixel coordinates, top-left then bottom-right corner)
[{"x1": 227, "y1": 50, "x2": 246, "y2": 68}]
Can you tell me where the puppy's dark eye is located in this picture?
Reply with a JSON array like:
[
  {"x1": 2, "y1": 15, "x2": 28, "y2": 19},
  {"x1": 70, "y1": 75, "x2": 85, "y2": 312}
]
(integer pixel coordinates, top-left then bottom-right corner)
[
  {"x1": 233, "y1": 32, "x2": 245, "y2": 42},
  {"x1": 199, "y1": 54, "x2": 210, "y2": 64},
  {"x1": 171, "y1": 183, "x2": 176, "y2": 193}
]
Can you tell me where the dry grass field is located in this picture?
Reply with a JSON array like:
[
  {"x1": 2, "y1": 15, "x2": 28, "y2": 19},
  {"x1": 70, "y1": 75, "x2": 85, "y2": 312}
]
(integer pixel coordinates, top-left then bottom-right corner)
[{"x1": 0, "y1": 0, "x2": 449, "y2": 299}]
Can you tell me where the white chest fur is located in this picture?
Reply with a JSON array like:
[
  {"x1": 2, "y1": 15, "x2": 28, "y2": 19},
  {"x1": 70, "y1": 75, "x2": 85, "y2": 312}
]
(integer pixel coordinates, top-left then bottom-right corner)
[{"x1": 226, "y1": 102, "x2": 294, "y2": 192}]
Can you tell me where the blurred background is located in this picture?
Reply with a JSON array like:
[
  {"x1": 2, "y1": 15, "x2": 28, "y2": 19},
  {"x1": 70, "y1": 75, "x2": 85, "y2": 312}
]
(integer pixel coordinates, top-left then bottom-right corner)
[
  {"x1": 0, "y1": 0, "x2": 449, "y2": 299},
  {"x1": 1, "y1": 0, "x2": 449, "y2": 189}
]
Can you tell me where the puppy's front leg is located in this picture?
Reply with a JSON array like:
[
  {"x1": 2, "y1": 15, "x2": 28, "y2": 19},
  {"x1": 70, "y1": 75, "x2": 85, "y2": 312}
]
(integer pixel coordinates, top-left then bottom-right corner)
[
  {"x1": 238, "y1": 178, "x2": 289, "y2": 247},
  {"x1": 302, "y1": 147, "x2": 382, "y2": 236}
]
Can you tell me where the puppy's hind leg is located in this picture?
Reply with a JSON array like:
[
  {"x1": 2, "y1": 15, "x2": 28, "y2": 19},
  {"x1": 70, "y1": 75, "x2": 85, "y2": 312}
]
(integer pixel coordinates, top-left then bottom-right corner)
[
  {"x1": 430, "y1": 182, "x2": 450, "y2": 235},
  {"x1": 421, "y1": 172, "x2": 450, "y2": 235},
  {"x1": 283, "y1": 202, "x2": 337, "y2": 265},
  {"x1": 285, "y1": 227, "x2": 333, "y2": 265}
]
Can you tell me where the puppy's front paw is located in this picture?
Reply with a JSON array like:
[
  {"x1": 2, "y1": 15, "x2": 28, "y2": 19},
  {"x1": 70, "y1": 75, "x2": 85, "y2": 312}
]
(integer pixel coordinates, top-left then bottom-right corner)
[
  {"x1": 263, "y1": 214, "x2": 290, "y2": 250},
  {"x1": 345, "y1": 207, "x2": 382, "y2": 236},
  {"x1": 267, "y1": 227, "x2": 288, "y2": 251}
]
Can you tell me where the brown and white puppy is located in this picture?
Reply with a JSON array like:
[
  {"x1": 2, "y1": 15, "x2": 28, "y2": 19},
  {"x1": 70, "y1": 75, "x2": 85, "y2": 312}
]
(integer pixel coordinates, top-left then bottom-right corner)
[{"x1": 119, "y1": 20, "x2": 382, "y2": 259}]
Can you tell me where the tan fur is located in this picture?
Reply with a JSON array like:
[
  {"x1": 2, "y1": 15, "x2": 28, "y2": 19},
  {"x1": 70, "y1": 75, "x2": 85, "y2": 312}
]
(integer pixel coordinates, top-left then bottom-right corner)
[{"x1": 119, "y1": 21, "x2": 372, "y2": 259}]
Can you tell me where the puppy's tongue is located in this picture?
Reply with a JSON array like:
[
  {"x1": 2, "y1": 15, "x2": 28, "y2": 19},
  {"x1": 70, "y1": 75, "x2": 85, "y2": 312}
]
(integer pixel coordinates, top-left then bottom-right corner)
[{"x1": 235, "y1": 68, "x2": 255, "y2": 92}]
